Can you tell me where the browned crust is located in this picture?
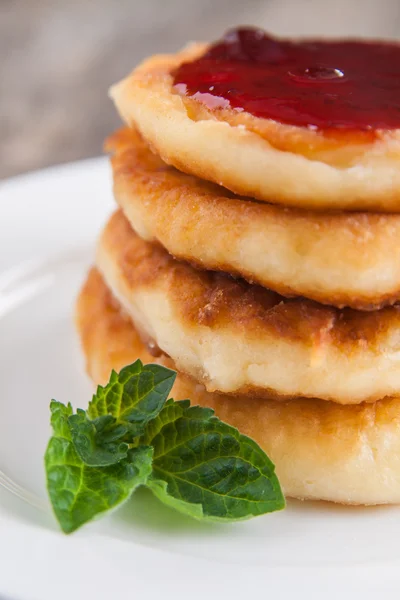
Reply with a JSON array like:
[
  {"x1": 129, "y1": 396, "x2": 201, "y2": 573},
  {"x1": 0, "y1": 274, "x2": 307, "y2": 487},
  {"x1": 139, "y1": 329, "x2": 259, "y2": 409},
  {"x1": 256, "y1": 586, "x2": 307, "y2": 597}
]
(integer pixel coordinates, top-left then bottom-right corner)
[
  {"x1": 99, "y1": 210, "x2": 400, "y2": 354},
  {"x1": 106, "y1": 128, "x2": 400, "y2": 310},
  {"x1": 75, "y1": 268, "x2": 400, "y2": 505}
]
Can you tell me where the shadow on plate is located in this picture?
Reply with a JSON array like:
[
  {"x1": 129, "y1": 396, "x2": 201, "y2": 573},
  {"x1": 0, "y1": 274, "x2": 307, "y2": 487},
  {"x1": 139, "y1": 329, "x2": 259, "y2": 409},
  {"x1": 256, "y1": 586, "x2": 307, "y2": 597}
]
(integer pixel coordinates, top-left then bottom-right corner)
[
  {"x1": 114, "y1": 487, "x2": 232, "y2": 535},
  {"x1": 114, "y1": 486, "x2": 399, "y2": 538}
]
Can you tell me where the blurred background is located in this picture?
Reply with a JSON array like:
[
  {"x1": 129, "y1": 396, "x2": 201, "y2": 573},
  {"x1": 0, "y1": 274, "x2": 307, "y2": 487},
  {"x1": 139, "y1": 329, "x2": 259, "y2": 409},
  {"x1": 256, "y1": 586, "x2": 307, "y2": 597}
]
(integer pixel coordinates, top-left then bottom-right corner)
[{"x1": 2, "y1": 0, "x2": 400, "y2": 179}]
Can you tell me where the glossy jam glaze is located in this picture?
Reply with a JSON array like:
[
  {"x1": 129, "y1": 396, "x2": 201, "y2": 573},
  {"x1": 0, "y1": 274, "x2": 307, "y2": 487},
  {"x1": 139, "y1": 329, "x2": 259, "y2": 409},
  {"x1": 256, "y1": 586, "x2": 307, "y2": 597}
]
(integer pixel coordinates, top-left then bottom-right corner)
[{"x1": 173, "y1": 27, "x2": 400, "y2": 131}]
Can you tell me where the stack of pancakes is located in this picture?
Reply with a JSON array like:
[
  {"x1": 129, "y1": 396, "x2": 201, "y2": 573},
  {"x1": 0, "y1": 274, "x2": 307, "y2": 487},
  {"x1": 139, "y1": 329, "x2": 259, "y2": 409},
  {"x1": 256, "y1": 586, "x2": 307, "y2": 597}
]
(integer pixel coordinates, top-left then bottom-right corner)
[{"x1": 76, "y1": 32, "x2": 400, "y2": 506}]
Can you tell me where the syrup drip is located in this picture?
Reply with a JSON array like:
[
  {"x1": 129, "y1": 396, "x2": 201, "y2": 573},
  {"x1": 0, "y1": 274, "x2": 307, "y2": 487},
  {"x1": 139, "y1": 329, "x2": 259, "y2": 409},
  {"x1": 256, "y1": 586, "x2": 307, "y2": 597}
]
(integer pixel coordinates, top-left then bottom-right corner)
[{"x1": 146, "y1": 339, "x2": 163, "y2": 358}]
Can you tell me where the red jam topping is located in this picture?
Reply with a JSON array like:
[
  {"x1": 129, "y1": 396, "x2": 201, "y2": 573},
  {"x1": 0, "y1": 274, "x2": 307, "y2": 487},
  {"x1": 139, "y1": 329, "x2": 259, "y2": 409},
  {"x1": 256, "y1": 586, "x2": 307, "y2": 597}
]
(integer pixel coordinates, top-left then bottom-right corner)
[{"x1": 173, "y1": 27, "x2": 400, "y2": 131}]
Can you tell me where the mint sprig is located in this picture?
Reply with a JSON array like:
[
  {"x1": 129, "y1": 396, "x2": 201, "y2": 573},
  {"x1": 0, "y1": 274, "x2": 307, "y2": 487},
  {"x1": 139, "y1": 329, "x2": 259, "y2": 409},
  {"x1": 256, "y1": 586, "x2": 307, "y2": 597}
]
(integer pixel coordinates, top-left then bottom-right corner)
[
  {"x1": 69, "y1": 362, "x2": 176, "y2": 467},
  {"x1": 142, "y1": 400, "x2": 284, "y2": 521},
  {"x1": 45, "y1": 361, "x2": 285, "y2": 533},
  {"x1": 88, "y1": 362, "x2": 176, "y2": 436},
  {"x1": 45, "y1": 401, "x2": 153, "y2": 533},
  {"x1": 68, "y1": 410, "x2": 130, "y2": 467}
]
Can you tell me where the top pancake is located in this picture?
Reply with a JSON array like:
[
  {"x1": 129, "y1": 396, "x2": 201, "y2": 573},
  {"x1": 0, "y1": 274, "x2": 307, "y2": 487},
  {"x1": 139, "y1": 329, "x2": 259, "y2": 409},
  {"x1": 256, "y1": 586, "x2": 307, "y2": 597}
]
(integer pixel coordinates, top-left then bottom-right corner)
[
  {"x1": 107, "y1": 127, "x2": 400, "y2": 310},
  {"x1": 110, "y1": 34, "x2": 400, "y2": 212}
]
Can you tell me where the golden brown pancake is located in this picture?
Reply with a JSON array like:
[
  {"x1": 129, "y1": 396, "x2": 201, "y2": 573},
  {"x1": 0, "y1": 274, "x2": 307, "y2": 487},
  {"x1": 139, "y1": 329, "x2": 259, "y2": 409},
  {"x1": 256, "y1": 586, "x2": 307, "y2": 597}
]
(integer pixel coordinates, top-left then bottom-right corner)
[
  {"x1": 76, "y1": 268, "x2": 400, "y2": 505},
  {"x1": 110, "y1": 44, "x2": 400, "y2": 212},
  {"x1": 96, "y1": 210, "x2": 400, "y2": 405},
  {"x1": 107, "y1": 127, "x2": 400, "y2": 310}
]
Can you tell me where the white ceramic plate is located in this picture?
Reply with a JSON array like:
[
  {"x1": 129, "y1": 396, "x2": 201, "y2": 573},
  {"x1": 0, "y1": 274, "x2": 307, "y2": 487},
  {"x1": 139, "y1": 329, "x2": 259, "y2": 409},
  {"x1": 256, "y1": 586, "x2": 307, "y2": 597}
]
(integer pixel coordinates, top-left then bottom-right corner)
[{"x1": 1, "y1": 160, "x2": 400, "y2": 600}]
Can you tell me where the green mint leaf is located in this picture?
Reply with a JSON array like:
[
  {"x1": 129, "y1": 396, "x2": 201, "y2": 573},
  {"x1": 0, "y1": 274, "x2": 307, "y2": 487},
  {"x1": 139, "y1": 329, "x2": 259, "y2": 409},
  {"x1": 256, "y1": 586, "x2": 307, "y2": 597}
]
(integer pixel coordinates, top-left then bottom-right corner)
[
  {"x1": 87, "y1": 360, "x2": 176, "y2": 441},
  {"x1": 68, "y1": 410, "x2": 129, "y2": 467},
  {"x1": 45, "y1": 401, "x2": 153, "y2": 533},
  {"x1": 141, "y1": 400, "x2": 285, "y2": 521}
]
